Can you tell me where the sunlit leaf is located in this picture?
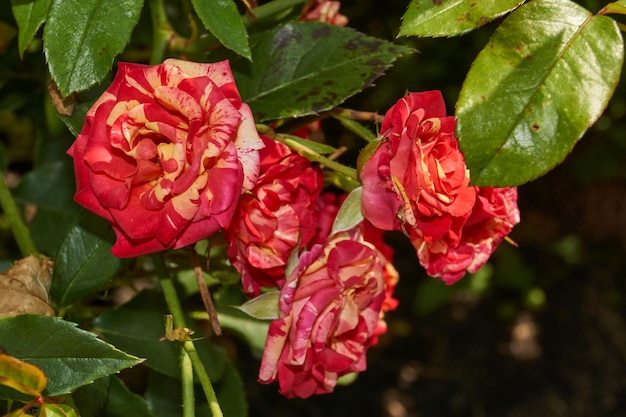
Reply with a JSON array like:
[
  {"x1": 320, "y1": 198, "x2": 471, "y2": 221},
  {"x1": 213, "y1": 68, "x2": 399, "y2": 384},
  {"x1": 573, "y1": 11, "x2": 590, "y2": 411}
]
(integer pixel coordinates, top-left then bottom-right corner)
[
  {"x1": 40, "y1": 404, "x2": 79, "y2": 417},
  {"x1": 456, "y1": 0, "x2": 624, "y2": 186},
  {"x1": 399, "y1": 0, "x2": 525, "y2": 37},
  {"x1": 0, "y1": 353, "x2": 46, "y2": 397},
  {"x1": 599, "y1": 0, "x2": 626, "y2": 15}
]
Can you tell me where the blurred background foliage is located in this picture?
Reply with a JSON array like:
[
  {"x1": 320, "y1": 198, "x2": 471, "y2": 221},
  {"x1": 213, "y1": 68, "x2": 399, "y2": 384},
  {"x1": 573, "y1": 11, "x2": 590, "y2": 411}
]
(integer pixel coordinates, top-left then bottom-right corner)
[{"x1": 1, "y1": 0, "x2": 626, "y2": 416}]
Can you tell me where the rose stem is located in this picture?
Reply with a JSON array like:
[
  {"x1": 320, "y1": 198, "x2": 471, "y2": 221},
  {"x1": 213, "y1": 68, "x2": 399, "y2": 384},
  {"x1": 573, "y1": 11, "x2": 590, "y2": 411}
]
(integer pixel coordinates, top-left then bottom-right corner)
[
  {"x1": 190, "y1": 247, "x2": 222, "y2": 336},
  {"x1": 0, "y1": 173, "x2": 38, "y2": 257},
  {"x1": 152, "y1": 254, "x2": 224, "y2": 417},
  {"x1": 180, "y1": 348, "x2": 195, "y2": 417},
  {"x1": 275, "y1": 133, "x2": 359, "y2": 181},
  {"x1": 147, "y1": 0, "x2": 173, "y2": 64},
  {"x1": 332, "y1": 108, "x2": 385, "y2": 124}
]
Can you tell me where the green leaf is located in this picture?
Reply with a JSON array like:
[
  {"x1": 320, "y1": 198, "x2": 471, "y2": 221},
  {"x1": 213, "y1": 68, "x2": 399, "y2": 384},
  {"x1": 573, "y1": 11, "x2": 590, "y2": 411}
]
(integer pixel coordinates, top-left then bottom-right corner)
[
  {"x1": 99, "y1": 376, "x2": 152, "y2": 417},
  {"x1": 331, "y1": 186, "x2": 364, "y2": 235},
  {"x1": 58, "y1": 79, "x2": 110, "y2": 136},
  {"x1": 0, "y1": 315, "x2": 141, "y2": 397},
  {"x1": 14, "y1": 161, "x2": 77, "y2": 213},
  {"x1": 456, "y1": 0, "x2": 624, "y2": 186},
  {"x1": 600, "y1": 1, "x2": 626, "y2": 15},
  {"x1": 92, "y1": 290, "x2": 226, "y2": 381},
  {"x1": 280, "y1": 134, "x2": 338, "y2": 155},
  {"x1": 235, "y1": 291, "x2": 279, "y2": 320},
  {"x1": 215, "y1": 307, "x2": 269, "y2": 358},
  {"x1": 232, "y1": 21, "x2": 414, "y2": 121},
  {"x1": 215, "y1": 361, "x2": 247, "y2": 417},
  {"x1": 10, "y1": 0, "x2": 52, "y2": 58},
  {"x1": 399, "y1": 0, "x2": 525, "y2": 37},
  {"x1": 40, "y1": 404, "x2": 79, "y2": 417},
  {"x1": 43, "y1": 0, "x2": 144, "y2": 95},
  {"x1": 72, "y1": 377, "x2": 109, "y2": 417},
  {"x1": 13, "y1": 160, "x2": 81, "y2": 255},
  {"x1": 191, "y1": 0, "x2": 251, "y2": 60},
  {"x1": 52, "y1": 211, "x2": 126, "y2": 307},
  {"x1": 0, "y1": 353, "x2": 46, "y2": 397},
  {"x1": 335, "y1": 117, "x2": 377, "y2": 143}
]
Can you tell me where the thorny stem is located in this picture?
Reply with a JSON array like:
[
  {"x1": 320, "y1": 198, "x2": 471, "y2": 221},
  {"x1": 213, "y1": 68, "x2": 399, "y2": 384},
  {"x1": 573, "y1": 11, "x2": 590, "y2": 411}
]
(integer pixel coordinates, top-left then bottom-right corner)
[
  {"x1": 332, "y1": 108, "x2": 384, "y2": 124},
  {"x1": 147, "y1": 0, "x2": 173, "y2": 64},
  {"x1": 0, "y1": 174, "x2": 38, "y2": 257},
  {"x1": 152, "y1": 254, "x2": 223, "y2": 417},
  {"x1": 275, "y1": 133, "x2": 359, "y2": 181}
]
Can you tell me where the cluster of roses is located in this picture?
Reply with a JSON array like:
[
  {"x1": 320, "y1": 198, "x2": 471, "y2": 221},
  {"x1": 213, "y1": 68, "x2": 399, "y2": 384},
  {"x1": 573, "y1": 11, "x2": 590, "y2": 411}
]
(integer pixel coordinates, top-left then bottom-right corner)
[{"x1": 68, "y1": 58, "x2": 519, "y2": 398}]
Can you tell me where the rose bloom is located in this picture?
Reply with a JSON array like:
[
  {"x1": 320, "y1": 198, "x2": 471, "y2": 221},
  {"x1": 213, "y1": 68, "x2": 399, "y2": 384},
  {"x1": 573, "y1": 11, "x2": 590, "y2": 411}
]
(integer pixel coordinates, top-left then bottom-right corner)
[
  {"x1": 412, "y1": 186, "x2": 520, "y2": 284},
  {"x1": 68, "y1": 59, "x2": 263, "y2": 257},
  {"x1": 362, "y1": 91, "x2": 519, "y2": 282},
  {"x1": 361, "y1": 91, "x2": 476, "y2": 236},
  {"x1": 258, "y1": 227, "x2": 386, "y2": 398},
  {"x1": 301, "y1": 0, "x2": 349, "y2": 26},
  {"x1": 362, "y1": 221, "x2": 399, "y2": 345},
  {"x1": 225, "y1": 135, "x2": 323, "y2": 296}
]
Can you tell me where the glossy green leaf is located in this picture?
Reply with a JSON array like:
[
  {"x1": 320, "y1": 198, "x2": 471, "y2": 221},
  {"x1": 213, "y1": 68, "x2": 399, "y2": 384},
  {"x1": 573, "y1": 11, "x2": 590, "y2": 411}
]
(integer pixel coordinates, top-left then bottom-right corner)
[
  {"x1": 40, "y1": 404, "x2": 79, "y2": 417},
  {"x1": 10, "y1": 0, "x2": 52, "y2": 57},
  {"x1": 93, "y1": 290, "x2": 226, "y2": 381},
  {"x1": 235, "y1": 291, "x2": 279, "y2": 320},
  {"x1": 456, "y1": 0, "x2": 624, "y2": 186},
  {"x1": 600, "y1": 0, "x2": 626, "y2": 15},
  {"x1": 191, "y1": 0, "x2": 251, "y2": 60},
  {"x1": 399, "y1": 0, "x2": 525, "y2": 38},
  {"x1": 331, "y1": 186, "x2": 363, "y2": 235},
  {"x1": 0, "y1": 315, "x2": 141, "y2": 397},
  {"x1": 43, "y1": 0, "x2": 144, "y2": 95},
  {"x1": 232, "y1": 21, "x2": 414, "y2": 121},
  {"x1": 0, "y1": 353, "x2": 46, "y2": 397},
  {"x1": 52, "y1": 211, "x2": 126, "y2": 307}
]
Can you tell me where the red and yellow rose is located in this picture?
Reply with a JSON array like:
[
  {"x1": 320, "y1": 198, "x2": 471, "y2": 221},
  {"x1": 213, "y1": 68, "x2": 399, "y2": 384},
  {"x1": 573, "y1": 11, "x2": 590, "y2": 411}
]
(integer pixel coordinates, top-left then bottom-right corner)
[
  {"x1": 68, "y1": 59, "x2": 263, "y2": 257},
  {"x1": 258, "y1": 227, "x2": 386, "y2": 398},
  {"x1": 225, "y1": 135, "x2": 323, "y2": 296}
]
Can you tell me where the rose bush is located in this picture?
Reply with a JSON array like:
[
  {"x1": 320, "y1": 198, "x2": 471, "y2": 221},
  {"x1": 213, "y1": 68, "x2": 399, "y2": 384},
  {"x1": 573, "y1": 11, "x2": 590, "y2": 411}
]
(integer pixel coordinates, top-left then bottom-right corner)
[
  {"x1": 68, "y1": 59, "x2": 263, "y2": 257},
  {"x1": 225, "y1": 135, "x2": 323, "y2": 296},
  {"x1": 258, "y1": 227, "x2": 387, "y2": 398},
  {"x1": 361, "y1": 91, "x2": 518, "y2": 283}
]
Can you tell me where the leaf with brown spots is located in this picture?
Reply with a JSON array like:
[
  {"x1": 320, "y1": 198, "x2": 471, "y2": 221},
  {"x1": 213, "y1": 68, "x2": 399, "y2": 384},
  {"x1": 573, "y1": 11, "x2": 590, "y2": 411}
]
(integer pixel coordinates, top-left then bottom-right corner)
[
  {"x1": 456, "y1": 0, "x2": 623, "y2": 186},
  {"x1": 231, "y1": 21, "x2": 414, "y2": 122}
]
